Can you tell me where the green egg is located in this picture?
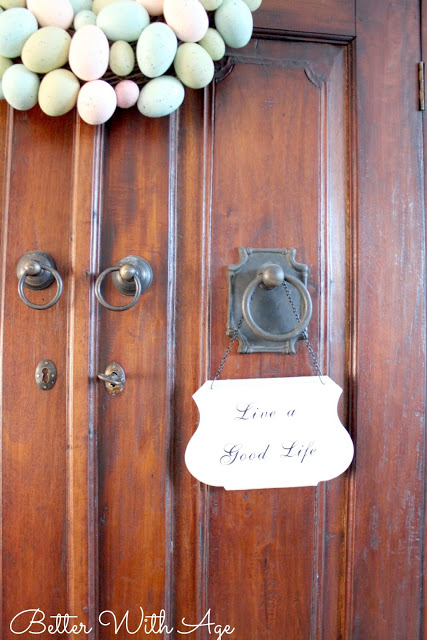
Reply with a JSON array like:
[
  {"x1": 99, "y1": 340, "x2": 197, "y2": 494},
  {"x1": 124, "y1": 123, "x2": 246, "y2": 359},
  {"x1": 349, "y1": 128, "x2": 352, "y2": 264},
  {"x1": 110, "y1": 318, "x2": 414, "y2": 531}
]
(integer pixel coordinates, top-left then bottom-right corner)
[
  {"x1": 199, "y1": 0, "x2": 223, "y2": 8},
  {"x1": 2, "y1": 63, "x2": 40, "y2": 110},
  {"x1": 22, "y1": 27, "x2": 71, "y2": 74},
  {"x1": 69, "y1": 0, "x2": 93, "y2": 11},
  {"x1": 174, "y1": 42, "x2": 214, "y2": 90},
  {"x1": 215, "y1": 0, "x2": 253, "y2": 48},
  {"x1": 109, "y1": 40, "x2": 135, "y2": 76},
  {"x1": 97, "y1": 0, "x2": 149, "y2": 40},
  {"x1": 0, "y1": 8, "x2": 38, "y2": 58},
  {"x1": 0, "y1": 54, "x2": 12, "y2": 77},
  {"x1": 198, "y1": 28, "x2": 225, "y2": 61},
  {"x1": 38, "y1": 68, "x2": 80, "y2": 116},
  {"x1": 74, "y1": 10, "x2": 97, "y2": 29},
  {"x1": 136, "y1": 22, "x2": 177, "y2": 78},
  {"x1": 137, "y1": 75, "x2": 185, "y2": 118}
]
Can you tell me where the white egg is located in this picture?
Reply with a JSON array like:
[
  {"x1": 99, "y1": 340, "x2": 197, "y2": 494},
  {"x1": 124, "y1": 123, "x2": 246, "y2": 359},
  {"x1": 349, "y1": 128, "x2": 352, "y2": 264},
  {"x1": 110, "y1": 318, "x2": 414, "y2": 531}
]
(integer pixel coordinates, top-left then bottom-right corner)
[
  {"x1": 69, "y1": 24, "x2": 109, "y2": 81},
  {"x1": 77, "y1": 79, "x2": 117, "y2": 124},
  {"x1": 163, "y1": 0, "x2": 208, "y2": 43},
  {"x1": 27, "y1": 0, "x2": 74, "y2": 29}
]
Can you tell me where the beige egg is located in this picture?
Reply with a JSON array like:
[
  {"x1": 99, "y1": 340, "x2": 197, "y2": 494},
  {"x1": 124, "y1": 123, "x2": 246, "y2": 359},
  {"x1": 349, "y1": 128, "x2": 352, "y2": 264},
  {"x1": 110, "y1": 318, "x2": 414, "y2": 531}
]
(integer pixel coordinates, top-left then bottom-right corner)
[
  {"x1": 27, "y1": 0, "x2": 74, "y2": 29},
  {"x1": 0, "y1": 0, "x2": 26, "y2": 7},
  {"x1": 22, "y1": 27, "x2": 71, "y2": 74},
  {"x1": 2, "y1": 63, "x2": 40, "y2": 110},
  {"x1": 135, "y1": 0, "x2": 163, "y2": 16},
  {"x1": 198, "y1": 28, "x2": 225, "y2": 61},
  {"x1": 92, "y1": 0, "x2": 117, "y2": 14},
  {"x1": 174, "y1": 42, "x2": 214, "y2": 89},
  {"x1": 109, "y1": 40, "x2": 135, "y2": 76},
  {"x1": 77, "y1": 79, "x2": 117, "y2": 124},
  {"x1": 96, "y1": 0, "x2": 149, "y2": 42},
  {"x1": 74, "y1": 10, "x2": 97, "y2": 29},
  {"x1": 0, "y1": 8, "x2": 38, "y2": 58},
  {"x1": 38, "y1": 68, "x2": 80, "y2": 116},
  {"x1": 69, "y1": 24, "x2": 109, "y2": 81},
  {"x1": 0, "y1": 54, "x2": 12, "y2": 77},
  {"x1": 215, "y1": 0, "x2": 253, "y2": 48},
  {"x1": 164, "y1": 0, "x2": 209, "y2": 43},
  {"x1": 115, "y1": 79, "x2": 139, "y2": 108},
  {"x1": 137, "y1": 75, "x2": 184, "y2": 118}
]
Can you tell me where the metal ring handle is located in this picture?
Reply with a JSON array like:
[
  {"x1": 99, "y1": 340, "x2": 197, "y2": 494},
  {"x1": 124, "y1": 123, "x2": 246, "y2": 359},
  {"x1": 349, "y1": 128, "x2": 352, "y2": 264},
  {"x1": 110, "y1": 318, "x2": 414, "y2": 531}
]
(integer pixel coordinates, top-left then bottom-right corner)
[
  {"x1": 18, "y1": 264, "x2": 63, "y2": 310},
  {"x1": 95, "y1": 265, "x2": 142, "y2": 311},
  {"x1": 242, "y1": 267, "x2": 312, "y2": 342}
]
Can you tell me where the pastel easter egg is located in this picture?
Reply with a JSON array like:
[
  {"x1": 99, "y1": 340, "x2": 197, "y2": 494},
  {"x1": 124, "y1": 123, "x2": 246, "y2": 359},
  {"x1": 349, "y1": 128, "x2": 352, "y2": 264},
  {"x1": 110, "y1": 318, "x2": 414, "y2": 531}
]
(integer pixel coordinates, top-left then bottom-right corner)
[
  {"x1": 69, "y1": 24, "x2": 109, "y2": 81},
  {"x1": 69, "y1": 0, "x2": 93, "y2": 11},
  {"x1": 136, "y1": 22, "x2": 177, "y2": 78},
  {"x1": 77, "y1": 79, "x2": 117, "y2": 124},
  {"x1": 0, "y1": 0, "x2": 26, "y2": 7},
  {"x1": 22, "y1": 27, "x2": 71, "y2": 74},
  {"x1": 163, "y1": 0, "x2": 208, "y2": 43},
  {"x1": 137, "y1": 75, "x2": 184, "y2": 118},
  {"x1": 174, "y1": 42, "x2": 214, "y2": 89},
  {"x1": 135, "y1": 0, "x2": 163, "y2": 16},
  {"x1": 96, "y1": 0, "x2": 149, "y2": 42},
  {"x1": 242, "y1": 0, "x2": 262, "y2": 9},
  {"x1": 38, "y1": 68, "x2": 80, "y2": 115},
  {"x1": 115, "y1": 79, "x2": 139, "y2": 108},
  {"x1": 0, "y1": 8, "x2": 38, "y2": 58},
  {"x1": 27, "y1": 0, "x2": 74, "y2": 29},
  {"x1": 2, "y1": 63, "x2": 40, "y2": 110},
  {"x1": 198, "y1": 28, "x2": 225, "y2": 61},
  {"x1": 74, "y1": 10, "x2": 96, "y2": 29},
  {"x1": 215, "y1": 0, "x2": 253, "y2": 48},
  {"x1": 92, "y1": 0, "x2": 116, "y2": 13},
  {"x1": 109, "y1": 40, "x2": 135, "y2": 76},
  {"x1": 199, "y1": 0, "x2": 223, "y2": 8},
  {"x1": 0, "y1": 53, "x2": 12, "y2": 97}
]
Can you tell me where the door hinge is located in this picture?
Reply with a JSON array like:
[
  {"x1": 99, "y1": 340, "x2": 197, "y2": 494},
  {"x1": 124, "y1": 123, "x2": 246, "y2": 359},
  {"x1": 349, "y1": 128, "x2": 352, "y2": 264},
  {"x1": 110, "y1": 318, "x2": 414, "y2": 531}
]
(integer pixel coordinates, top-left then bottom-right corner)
[{"x1": 419, "y1": 62, "x2": 425, "y2": 111}]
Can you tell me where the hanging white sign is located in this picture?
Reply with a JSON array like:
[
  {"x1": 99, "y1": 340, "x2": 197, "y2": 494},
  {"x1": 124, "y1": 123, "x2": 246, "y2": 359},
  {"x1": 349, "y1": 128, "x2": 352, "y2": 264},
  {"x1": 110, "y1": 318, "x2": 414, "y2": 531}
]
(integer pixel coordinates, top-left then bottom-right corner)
[{"x1": 185, "y1": 376, "x2": 354, "y2": 490}]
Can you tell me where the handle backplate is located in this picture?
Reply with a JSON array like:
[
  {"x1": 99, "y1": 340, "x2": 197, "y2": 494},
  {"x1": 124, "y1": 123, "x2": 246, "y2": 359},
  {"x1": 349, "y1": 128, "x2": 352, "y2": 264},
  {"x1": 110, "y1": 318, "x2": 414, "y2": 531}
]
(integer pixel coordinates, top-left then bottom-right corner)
[{"x1": 227, "y1": 248, "x2": 311, "y2": 354}]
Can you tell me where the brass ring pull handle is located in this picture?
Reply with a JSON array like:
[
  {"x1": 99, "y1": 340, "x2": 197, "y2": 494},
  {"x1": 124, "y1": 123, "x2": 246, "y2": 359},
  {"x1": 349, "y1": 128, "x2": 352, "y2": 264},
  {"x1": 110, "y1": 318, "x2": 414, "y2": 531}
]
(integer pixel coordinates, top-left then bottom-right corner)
[
  {"x1": 16, "y1": 251, "x2": 63, "y2": 310},
  {"x1": 95, "y1": 255, "x2": 153, "y2": 312},
  {"x1": 242, "y1": 263, "x2": 312, "y2": 342}
]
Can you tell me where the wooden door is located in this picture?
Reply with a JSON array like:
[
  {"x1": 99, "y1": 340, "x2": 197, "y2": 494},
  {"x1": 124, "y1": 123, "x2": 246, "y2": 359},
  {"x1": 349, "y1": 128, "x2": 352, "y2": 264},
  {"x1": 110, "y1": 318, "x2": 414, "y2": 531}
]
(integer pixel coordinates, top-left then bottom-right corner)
[{"x1": 0, "y1": 1, "x2": 425, "y2": 639}]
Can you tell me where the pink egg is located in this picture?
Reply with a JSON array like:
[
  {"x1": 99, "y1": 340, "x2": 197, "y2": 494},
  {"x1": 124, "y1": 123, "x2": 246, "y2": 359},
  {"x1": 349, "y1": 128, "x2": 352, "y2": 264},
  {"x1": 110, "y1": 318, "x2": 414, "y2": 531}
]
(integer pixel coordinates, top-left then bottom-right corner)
[
  {"x1": 69, "y1": 24, "x2": 109, "y2": 81},
  {"x1": 135, "y1": 0, "x2": 164, "y2": 16},
  {"x1": 163, "y1": 0, "x2": 209, "y2": 42},
  {"x1": 115, "y1": 80, "x2": 139, "y2": 109},
  {"x1": 77, "y1": 80, "x2": 117, "y2": 125},
  {"x1": 27, "y1": 0, "x2": 74, "y2": 29}
]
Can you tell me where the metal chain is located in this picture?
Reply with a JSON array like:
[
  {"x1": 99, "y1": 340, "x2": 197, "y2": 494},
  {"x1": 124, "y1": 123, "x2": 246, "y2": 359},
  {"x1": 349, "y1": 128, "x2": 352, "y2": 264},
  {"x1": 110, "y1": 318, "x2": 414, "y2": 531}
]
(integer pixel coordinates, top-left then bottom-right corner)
[
  {"x1": 211, "y1": 279, "x2": 324, "y2": 386},
  {"x1": 281, "y1": 280, "x2": 324, "y2": 381}
]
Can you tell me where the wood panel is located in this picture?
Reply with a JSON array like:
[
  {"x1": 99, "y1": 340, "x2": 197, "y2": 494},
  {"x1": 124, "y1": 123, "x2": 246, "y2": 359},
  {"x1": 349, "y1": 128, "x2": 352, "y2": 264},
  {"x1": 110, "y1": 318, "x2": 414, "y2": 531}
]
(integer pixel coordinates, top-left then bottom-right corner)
[
  {"x1": 0, "y1": 107, "x2": 75, "y2": 634},
  {"x1": 174, "y1": 38, "x2": 350, "y2": 639},
  {"x1": 350, "y1": 0, "x2": 426, "y2": 638},
  {"x1": 254, "y1": 0, "x2": 355, "y2": 38}
]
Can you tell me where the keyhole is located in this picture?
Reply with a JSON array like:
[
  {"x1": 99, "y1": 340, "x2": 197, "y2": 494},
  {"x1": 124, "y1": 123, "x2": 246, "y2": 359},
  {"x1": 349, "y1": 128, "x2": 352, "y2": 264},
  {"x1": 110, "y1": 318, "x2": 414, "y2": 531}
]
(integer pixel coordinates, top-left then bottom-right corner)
[{"x1": 42, "y1": 367, "x2": 49, "y2": 384}]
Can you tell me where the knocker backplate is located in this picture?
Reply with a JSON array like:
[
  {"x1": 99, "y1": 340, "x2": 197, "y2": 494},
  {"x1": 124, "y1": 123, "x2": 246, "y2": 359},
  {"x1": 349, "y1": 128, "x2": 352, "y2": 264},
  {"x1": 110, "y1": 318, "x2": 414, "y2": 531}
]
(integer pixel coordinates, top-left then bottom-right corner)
[{"x1": 227, "y1": 248, "x2": 309, "y2": 354}]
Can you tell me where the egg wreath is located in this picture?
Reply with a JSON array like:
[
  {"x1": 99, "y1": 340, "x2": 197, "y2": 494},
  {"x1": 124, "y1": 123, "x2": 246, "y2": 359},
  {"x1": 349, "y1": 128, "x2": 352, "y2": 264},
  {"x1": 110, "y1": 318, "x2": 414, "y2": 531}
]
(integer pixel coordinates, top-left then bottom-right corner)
[{"x1": 0, "y1": 0, "x2": 262, "y2": 125}]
